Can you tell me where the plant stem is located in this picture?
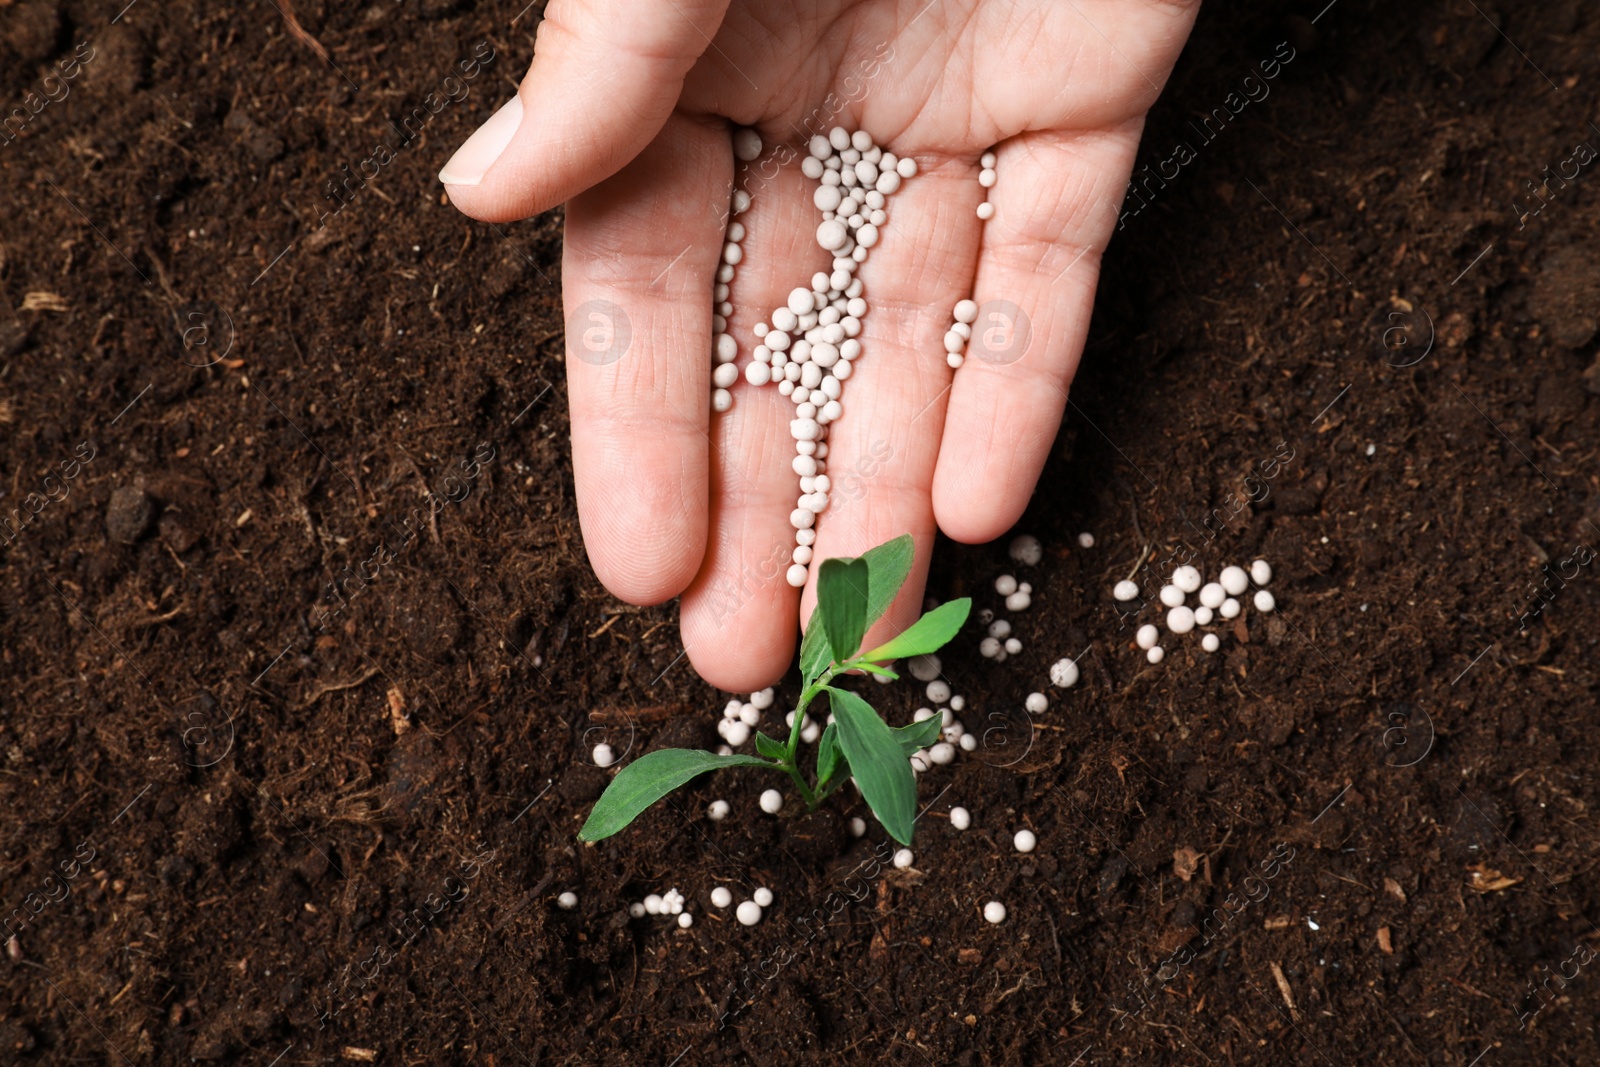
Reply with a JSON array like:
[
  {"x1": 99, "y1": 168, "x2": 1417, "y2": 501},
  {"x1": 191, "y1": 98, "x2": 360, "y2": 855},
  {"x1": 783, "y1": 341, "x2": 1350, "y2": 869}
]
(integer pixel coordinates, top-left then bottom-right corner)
[
  {"x1": 783, "y1": 761, "x2": 817, "y2": 808},
  {"x1": 777, "y1": 654, "x2": 871, "y2": 812},
  {"x1": 814, "y1": 775, "x2": 847, "y2": 806},
  {"x1": 784, "y1": 671, "x2": 833, "y2": 759}
]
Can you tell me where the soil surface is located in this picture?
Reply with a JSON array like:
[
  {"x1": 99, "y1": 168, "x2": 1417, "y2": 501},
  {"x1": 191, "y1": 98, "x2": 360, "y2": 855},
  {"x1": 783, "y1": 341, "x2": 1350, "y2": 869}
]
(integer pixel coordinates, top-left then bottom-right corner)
[{"x1": 4, "y1": 0, "x2": 1600, "y2": 1064}]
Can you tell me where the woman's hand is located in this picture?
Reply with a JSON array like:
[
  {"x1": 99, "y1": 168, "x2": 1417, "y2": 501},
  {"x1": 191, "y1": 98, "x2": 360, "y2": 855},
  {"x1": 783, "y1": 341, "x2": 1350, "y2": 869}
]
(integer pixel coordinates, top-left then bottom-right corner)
[{"x1": 441, "y1": 0, "x2": 1200, "y2": 691}]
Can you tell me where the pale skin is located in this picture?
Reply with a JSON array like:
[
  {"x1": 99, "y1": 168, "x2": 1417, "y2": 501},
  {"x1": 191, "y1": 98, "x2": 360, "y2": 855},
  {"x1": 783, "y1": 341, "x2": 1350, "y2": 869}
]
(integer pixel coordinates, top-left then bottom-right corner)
[{"x1": 441, "y1": 0, "x2": 1201, "y2": 692}]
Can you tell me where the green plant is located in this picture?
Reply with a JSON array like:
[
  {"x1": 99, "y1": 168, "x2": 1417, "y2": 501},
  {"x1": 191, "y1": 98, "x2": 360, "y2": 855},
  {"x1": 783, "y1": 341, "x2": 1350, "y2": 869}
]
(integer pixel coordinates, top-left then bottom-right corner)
[{"x1": 578, "y1": 535, "x2": 970, "y2": 846}]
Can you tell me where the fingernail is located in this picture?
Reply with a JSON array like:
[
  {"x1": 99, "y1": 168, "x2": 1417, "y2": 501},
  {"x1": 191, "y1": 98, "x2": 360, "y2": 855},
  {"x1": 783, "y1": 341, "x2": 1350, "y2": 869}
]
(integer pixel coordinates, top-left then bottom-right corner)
[{"x1": 438, "y1": 95, "x2": 523, "y2": 187}]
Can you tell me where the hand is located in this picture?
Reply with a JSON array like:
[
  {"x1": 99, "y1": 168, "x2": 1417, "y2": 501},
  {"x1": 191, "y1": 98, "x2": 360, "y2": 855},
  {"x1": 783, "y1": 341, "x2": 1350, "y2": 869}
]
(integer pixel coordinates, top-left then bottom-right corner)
[{"x1": 440, "y1": 0, "x2": 1200, "y2": 692}]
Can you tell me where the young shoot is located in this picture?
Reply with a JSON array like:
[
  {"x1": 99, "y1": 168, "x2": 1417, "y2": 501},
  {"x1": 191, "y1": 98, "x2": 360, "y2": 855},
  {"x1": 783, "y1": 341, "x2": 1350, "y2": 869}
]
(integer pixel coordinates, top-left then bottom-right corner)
[{"x1": 578, "y1": 534, "x2": 970, "y2": 846}]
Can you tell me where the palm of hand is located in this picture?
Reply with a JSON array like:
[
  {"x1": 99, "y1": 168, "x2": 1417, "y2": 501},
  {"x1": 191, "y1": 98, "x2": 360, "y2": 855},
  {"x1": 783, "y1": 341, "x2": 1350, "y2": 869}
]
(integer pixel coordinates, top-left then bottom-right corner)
[{"x1": 443, "y1": 0, "x2": 1198, "y2": 691}]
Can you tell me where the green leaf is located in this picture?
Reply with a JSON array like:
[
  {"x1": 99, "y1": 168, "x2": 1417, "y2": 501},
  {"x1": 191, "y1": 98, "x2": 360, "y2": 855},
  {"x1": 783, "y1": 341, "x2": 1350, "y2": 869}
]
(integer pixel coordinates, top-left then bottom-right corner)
[
  {"x1": 815, "y1": 721, "x2": 845, "y2": 789},
  {"x1": 860, "y1": 534, "x2": 915, "y2": 628},
  {"x1": 579, "y1": 749, "x2": 773, "y2": 842},
  {"x1": 862, "y1": 599, "x2": 971, "y2": 664},
  {"x1": 890, "y1": 715, "x2": 943, "y2": 755},
  {"x1": 827, "y1": 687, "x2": 917, "y2": 845},
  {"x1": 817, "y1": 557, "x2": 870, "y2": 660},
  {"x1": 799, "y1": 614, "x2": 832, "y2": 686},
  {"x1": 754, "y1": 732, "x2": 787, "y2": 761},
  {"x1": 799, "y1": 534, "x2": 916, "y2": 683},
  {"x1": 853, "y1": 661, "x2": 899, "y2": 680}
]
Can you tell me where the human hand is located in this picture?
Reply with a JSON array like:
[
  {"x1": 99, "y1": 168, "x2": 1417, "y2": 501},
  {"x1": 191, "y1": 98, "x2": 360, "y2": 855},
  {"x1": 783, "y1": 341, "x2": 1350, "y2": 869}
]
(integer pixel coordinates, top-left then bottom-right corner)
[{"x1": 440, "y1": 0, "x2": 1200, "y2": 692}]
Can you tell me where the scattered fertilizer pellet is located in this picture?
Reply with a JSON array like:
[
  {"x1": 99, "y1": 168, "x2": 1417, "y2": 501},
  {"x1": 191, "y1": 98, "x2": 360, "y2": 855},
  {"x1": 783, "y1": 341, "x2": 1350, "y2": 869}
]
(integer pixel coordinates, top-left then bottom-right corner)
[
  {"x1": 678, "y1": 912, "x2": 694, "y2": 929},
  {"x1": 1009, "y1": 534, "x2": 1043, "y2": 565},
  {"x1": 736, "y1": 901, "x2": 764, "y2": 926},
  {"x1": 1193, "y1": 605, "x2": 1214, "y2": 626},
  {"x1": 753, "y1": 886, "x2": 774, "y2": 907},
  {"x1": 708, "y1": 799, "x2": 730, "y2": 821},
  {"x1": 893, "y1": 848, "x2": 914, "y2": 869},
  {"x1": 950, "y1": 694, "x2": 966, "y2": 711},
  {"x1": 1147, "y1": 646, "x2": 1165, "y2": 664},
  {"x1": 995, "y1": 574, "x2": 1018, "y2": 596},
  {"x1": 950, "y1": 806, "x2": 972, "y2": 830},
  {"x1": 988, "y1": 619, "x2": 1012, "y2": 639},
  {"x1": 733, "y1": 127, "x2": 763, "y2": 162},
  {"x1": 1201, "y1": 634, "x2": 1220, "y2": 653},
  {"x1": 1005, "y1": 590, "x2": 1032, "y2": 612},
  {"x1": 592, "y1": 743, "x2": 615, "y2": 768},
  {"x1": 959, "y1": 733, "x2": 978, "y2": 752},
  {"x1": 749, "y1": 687, "x2": 775, "y2": 710},
  {"x1": 629, "y1": 902, "x2": 647, "y2": 918},
  {"x1": 759, "y1": 789, "x2": 783, "y2": 814},
  {"x1": 644, "y1": 894, "x2": 665, "y2": 914},
  {"x1": 929, "y1": 742, "x2": 956, "y2": 765},
  {"x1": 1077, "y1": 532, "x2": 1095, "y2": 549},
  {"x1": 1013, "y1": 829, "x2": 1037, "y2": 853},
  {"x1": 557, "y1": 891, "x2": 578, "y2": 910},
  {"x1": 1199, "y1": 582, "x2": 1225, "y2": 609},
  {"x1": 1114, "y1": 580, "x2": 1140, "y2": 601},
  {"x1": 1136, "y1": 624, "x2": 1159, "y2": 650},
  {"x1": 1159, "y1": 584, "x2": 1185, "y2": 608},
  {"x1": 1254, "y1": 590, "x2": 1277, "y2": 613},
  {"x1": 711, "y1": 886, "x2": 733, "y2": 908},
  {"x1": 926, "y1": 680, "x2": 952, "y2": 704},
  {"x1": 908, "y1": 654, "x2": 942, "y2": 681},
  {"x1": 849, "y1": 816, "x2": 868, "y2": 837},
  {"x1": 1166, "y1": 606, "x2": 1195, "y2": 635},
  {"x1": 984, "y1": 901, "x2": 1008, "y2": 924},
  {"x1": 1003, "y1": 637, "x2": 1022, "y2": 655},
  {"x1": 1250, "y1": 559, "x2": 1273, "y2": 586},
  {"x1": 1049, "y1": 657, "x2": 1079, "y2": 688},
  {"x1": 1172, "y1": 565, "x2": 1201, "y2": 593},
  {"x1": 1219, "y1": 565, "x2": 1249, "y2": 597},
  {"x1": 1219, "y1": 597, "x2": 1241, "y2": 619},
  {"x1": 1024, "y1": 692, "x2": 1048, "y2": 713}
]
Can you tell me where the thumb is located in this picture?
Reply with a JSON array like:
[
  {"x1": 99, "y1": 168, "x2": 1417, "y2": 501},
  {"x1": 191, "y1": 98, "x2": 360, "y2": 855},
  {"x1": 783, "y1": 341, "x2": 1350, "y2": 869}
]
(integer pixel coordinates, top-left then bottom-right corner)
[{"x1": 439, "y1": 0, "x2": 731, "y2": 222}]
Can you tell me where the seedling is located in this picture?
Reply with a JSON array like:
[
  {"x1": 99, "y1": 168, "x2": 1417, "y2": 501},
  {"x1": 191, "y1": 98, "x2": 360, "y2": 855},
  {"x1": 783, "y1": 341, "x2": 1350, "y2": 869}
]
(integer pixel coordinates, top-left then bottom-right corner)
[{"x1": 578, "y1": 534, "x2": 970, "y2": 846}]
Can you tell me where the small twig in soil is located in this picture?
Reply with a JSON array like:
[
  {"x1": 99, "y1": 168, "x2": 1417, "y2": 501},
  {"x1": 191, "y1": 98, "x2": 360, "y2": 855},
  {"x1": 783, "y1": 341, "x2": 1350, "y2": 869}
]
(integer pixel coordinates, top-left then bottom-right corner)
[
  {"x1": 132, "y1": 603, "x2": 187, "y2": 627},
  {"x1": 299, "y1": 668, "x2": 381, "y2": 708},
  {"x1": 1268, "y1": 961, "x2": 1299, "y2": 1021},
  {"x1": 1442, "y1": 974, "x2": 1495, "y2": 1001},
  {"x1": 89, "y1": 313, "x2": 116, "y2": 349},
  {"x1": 396, "y1": 447, "x2": 441, "y2": 543},
  {"x1": 1123, "y1": 542, "x2": 1152, "y2": 582},
  {"x1": 273, "y1": 0, "x2": 334, "y2": 64}
]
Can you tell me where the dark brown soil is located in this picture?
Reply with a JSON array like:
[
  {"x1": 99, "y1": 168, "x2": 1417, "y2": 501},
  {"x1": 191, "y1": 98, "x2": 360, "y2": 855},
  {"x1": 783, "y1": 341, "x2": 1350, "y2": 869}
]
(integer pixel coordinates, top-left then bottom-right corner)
[{"x1": 4, "y1": 0, "x2": 1600, "y2": 1064}]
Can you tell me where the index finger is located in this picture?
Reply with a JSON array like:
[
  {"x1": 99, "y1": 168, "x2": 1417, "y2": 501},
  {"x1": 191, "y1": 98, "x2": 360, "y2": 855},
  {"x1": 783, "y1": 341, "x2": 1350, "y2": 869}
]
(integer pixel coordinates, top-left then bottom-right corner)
[{"x1": 563, "y1": 115, "x2": 729, "y2": 603}]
